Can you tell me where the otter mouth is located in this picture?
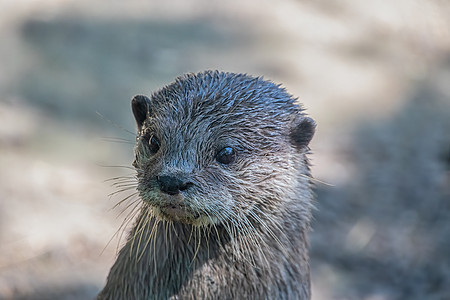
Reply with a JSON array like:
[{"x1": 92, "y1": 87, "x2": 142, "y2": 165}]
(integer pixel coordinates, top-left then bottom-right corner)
[{"x1": 157, "y1": 204, "x2": 200, "y2": 222}]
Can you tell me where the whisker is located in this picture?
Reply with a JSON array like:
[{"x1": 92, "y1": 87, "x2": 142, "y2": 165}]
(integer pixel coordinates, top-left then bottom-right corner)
[
  {"x1": 96, "y1": 111, "x2": 136, "y2": 136},
  {"x1": 99, "y1": 200, "x2": 142, "y2": 256},
  {"x1": 101, "y1": 137, "x2": 135, "y2": 145},
  {"x1": 133, "y1": 208, "x2": 150, "y2": 261},
  {"x1": 104, "y1": 175, "x2": 136, "y2": 183},
  {"x1": 144, "y1": 213, "x2": 160, "y2": 266},
  {"x1": 187, "y1": 224, "x2": 195, "y2": 244},
  {"x1": 239, "y1": 213, "x2": 269, "y2": 268},
  {"x1": 111, "y1": 182, "x2": 138, "y2": 189},
  {"x1": 248, "y1": 207, "x2": 285, "y2": 249},
  {"x1": 116, "y1": 202, "x2": 142, "y2": 254},
  {"x1": 190, "y1": 226, "x2": 202, "y2": 265},
  {"x1": 97, "y1": 164, "x2": 136, "y2": 171},
  {"x1": 114, "y1": 196, "x2": 140, "y2": 217},
  {"x1": 300, "y1": 174, "x2": 334, "y2": 186},
  {"x1": 108, "y1": 187, "x2": 137, "y2": 197}
]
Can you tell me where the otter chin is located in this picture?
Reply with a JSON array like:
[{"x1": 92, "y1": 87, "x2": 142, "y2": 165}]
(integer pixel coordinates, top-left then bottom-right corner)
[
  {"x1": 98, "y1": 71, "x2": 316, "y2": 300},
  {"x1": 154, "y1": 205, "x2": 200, "y2": 223}
]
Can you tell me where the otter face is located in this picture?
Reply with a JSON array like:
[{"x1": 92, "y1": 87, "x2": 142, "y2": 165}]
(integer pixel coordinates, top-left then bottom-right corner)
[{"x1": 131, "y1": 72, "x2": 315, "y2": 227}]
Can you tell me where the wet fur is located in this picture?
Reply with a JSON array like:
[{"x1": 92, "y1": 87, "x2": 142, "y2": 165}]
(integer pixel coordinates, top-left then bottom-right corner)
[{"x1": 98, "y1": 71, "x2": 315, "y2": 299}]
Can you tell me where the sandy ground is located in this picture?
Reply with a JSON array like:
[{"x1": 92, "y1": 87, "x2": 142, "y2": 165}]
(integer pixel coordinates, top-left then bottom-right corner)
[{"x1": 0, "y1": 0, "x2": 449, "y2": 299}]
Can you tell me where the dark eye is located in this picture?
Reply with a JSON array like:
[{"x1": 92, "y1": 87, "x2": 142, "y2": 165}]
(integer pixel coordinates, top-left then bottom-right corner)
[
  {"x1": 145, "y1": 134, "x2": 160, "y2": 154},
  {"x1": 216, "y1": 147, "x2": 236, "y2": 164}
]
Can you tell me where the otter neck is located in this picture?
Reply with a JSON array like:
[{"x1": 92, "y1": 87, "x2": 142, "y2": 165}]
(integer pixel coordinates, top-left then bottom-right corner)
[{"x1": 99, "y1": 200, "x2": 311, "y2": 299}]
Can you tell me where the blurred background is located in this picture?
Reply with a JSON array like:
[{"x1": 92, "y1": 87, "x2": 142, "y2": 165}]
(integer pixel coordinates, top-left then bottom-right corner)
[{"x1": 0, "y1": 0, "x2": 449, "y2": 299}]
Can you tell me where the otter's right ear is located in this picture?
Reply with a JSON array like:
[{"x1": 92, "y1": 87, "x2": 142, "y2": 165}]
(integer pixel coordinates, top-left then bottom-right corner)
[
  {"x1": 131, "y1": 95, "x2": 151, "y2": 131},
  {"x1": 290, "y1": 116, "x2": 316, "y2": 149}
]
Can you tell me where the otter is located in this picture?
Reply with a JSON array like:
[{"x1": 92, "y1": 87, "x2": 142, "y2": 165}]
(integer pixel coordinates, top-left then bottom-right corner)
[{"x1": 98, "y1": 71, "x2": 316, "y2": 299}]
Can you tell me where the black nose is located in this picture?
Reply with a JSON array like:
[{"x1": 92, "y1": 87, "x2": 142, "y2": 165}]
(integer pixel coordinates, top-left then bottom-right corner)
[{"x1": 157, "y1": 175, "x2": 193, "y2": 195}]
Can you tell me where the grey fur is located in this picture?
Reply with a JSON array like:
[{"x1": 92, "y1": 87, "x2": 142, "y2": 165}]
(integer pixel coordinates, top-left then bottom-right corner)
[{"x1": 98, "y1": 71, "x2": 315, "y2": 299}]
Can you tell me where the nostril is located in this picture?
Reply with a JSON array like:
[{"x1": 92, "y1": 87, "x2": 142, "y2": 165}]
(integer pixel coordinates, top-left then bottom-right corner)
[{"x1": 179, "y1": 182, "x2": 194, "y2": 191}]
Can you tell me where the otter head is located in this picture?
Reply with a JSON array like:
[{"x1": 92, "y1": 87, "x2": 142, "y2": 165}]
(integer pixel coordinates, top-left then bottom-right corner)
[{"x1": 131, "y1": 71, "x2": 315, "y2": 228}]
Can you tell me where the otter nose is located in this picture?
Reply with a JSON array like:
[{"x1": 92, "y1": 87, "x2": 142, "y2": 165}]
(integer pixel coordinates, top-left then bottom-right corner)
[{"x1": 157, "y1": 175, "x2": 193, "y2": 195}]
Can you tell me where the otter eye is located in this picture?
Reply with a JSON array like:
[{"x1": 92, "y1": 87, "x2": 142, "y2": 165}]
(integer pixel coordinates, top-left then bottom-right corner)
[
  {"x1": 145, "y1": 134, "x2": 160, "y2": 154},
  {"x1": 216, "y1": 147, "x2": 236, "y2": 164}
]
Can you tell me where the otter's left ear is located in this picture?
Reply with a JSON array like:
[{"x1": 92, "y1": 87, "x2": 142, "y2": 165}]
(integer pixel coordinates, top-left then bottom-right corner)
[
  {"x1": 290, "y1": 116, "x2": 316, "y2": 149},
  {"x1": 131, "y1": 95, "x2": 151, "y2": 131}
]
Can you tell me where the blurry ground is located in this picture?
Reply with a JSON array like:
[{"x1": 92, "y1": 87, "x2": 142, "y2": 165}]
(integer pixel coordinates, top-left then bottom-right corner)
[{"x1": 0, "y1": 0, "x2": 449, "y2": 299}]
